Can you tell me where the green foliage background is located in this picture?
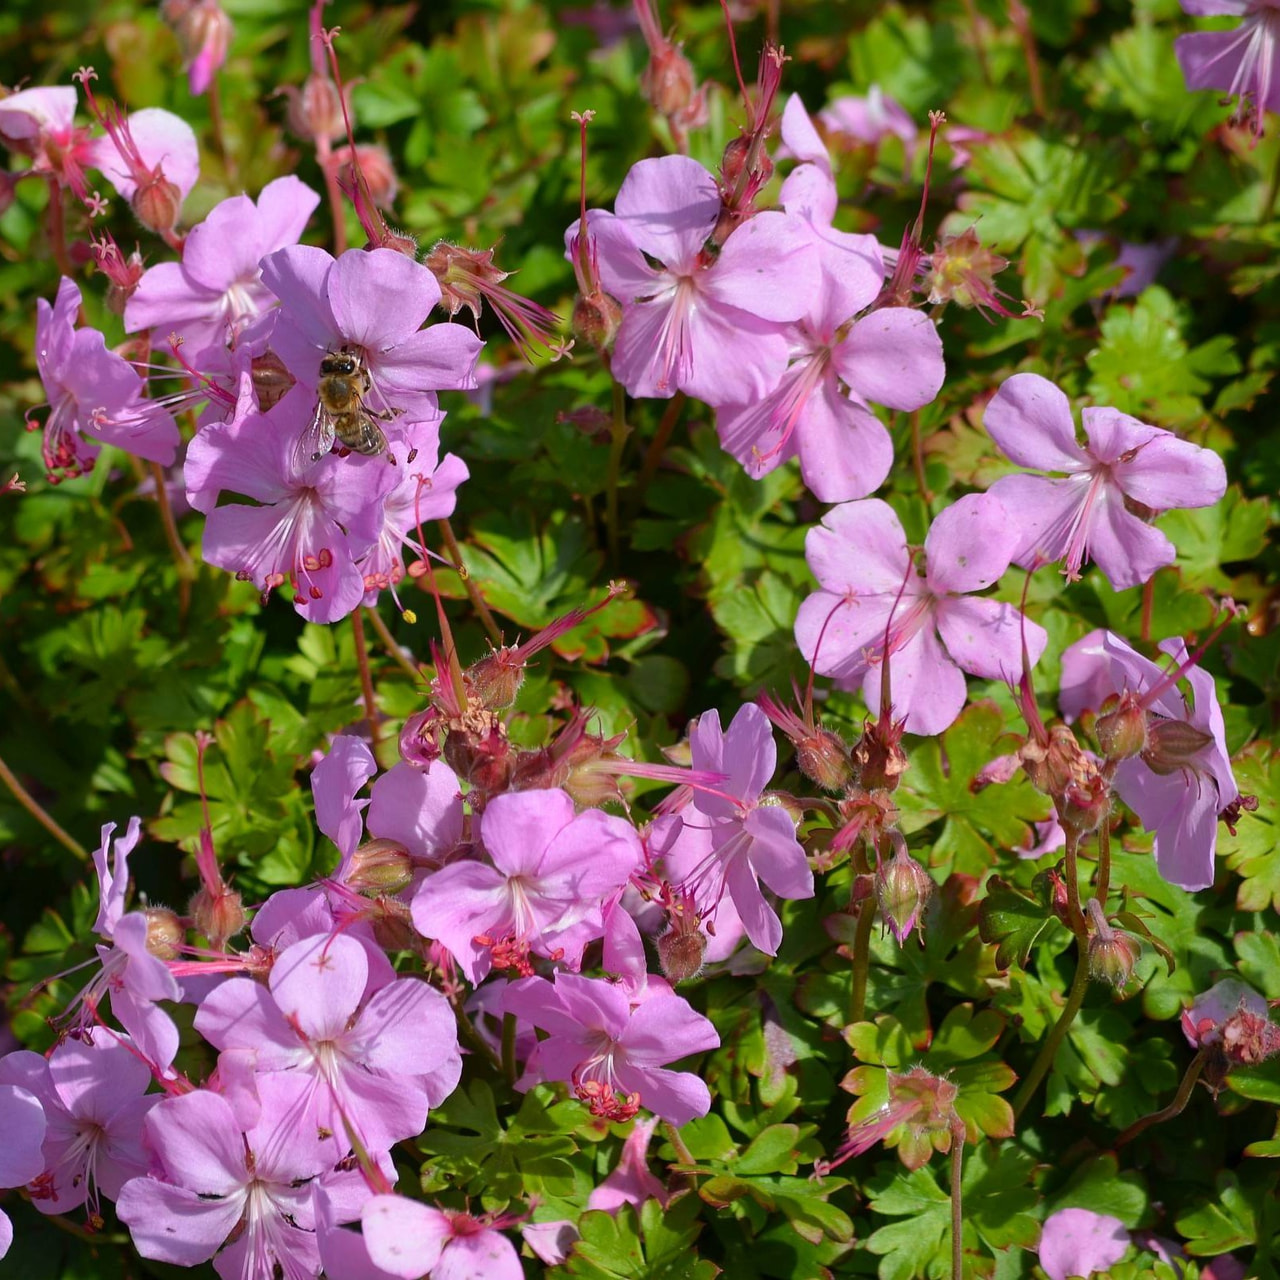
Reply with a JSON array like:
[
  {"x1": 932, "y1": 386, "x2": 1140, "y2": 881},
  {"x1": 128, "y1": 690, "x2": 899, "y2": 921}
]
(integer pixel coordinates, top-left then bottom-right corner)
[{"x1": 0, "y1": 0, "x2": 1278, "y2": 1276}]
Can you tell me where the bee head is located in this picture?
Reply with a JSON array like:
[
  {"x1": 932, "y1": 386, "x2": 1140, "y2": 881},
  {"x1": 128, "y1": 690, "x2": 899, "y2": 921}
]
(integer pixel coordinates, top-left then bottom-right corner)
[{"x1": 320, "y1": 352, "x2": 359, "y2": 376}]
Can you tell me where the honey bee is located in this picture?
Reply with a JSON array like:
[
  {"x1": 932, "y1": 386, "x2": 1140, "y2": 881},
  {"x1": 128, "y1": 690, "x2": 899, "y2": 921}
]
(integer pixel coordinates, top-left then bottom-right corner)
[{"x1": 297, "y1": 346, "x2": 396, "y2": 467}]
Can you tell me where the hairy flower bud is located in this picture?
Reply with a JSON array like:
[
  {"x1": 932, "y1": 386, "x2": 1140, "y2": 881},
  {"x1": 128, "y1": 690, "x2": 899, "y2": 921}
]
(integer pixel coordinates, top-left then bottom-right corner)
[
  {"x1": 467, "y1": 648, "x2": 525, "y2": 712},
  {"x1": 347, "y1": 838, "x2": 414, "y2": 895},
  {"x1": 368, "y1": 896, "x2": 419, "y2": 953},
  {"x1": 1059, "y1": 774, "x2": 1110, "y2": 835},
  {"x1": 641, "y1": 45, "x2": 696, "y2": 118},
  {"x1": 251, "y1": 350, "x2": 296, "y2": 412},
  {"x1": 571, "y1": 290, "x2": 622, "y2": 351},
  {"x1": 144, "y1": 907, "x2": 184, "y2": 961},
  {"x1": 794, "y1": 726, "x2": 854, "y2": 792},
  {"x1": 1086, "y1": 898, "x2": 1139, "y2": 988},
  {"x1": 1142, "y1": 716, "x2": 1214, "y2": 776},
  {"x1": 132, "y1": 173, "x2": 183, "y2": 236},
  {"x1": 1021, "y1": 723, "x2": 1090, "y2": 798},
  {"x1": 875, "y1": 841, "x2": 933, "y2": 944},
  {"x1": 1095, "y1": 692, "x2": 1147, "y2": 761},
  {"x1": 656, "y1": 901, "x2": 707, "y2": 984},
  {"x1": 189, "y1": 885, "x2": 246, "y2": 947},
  {"x1": 333, "y1": 143, "x2": 397, "y2": 208},
  {"x1": 853, "y1": 715, "x2": 908, "y2": 792},
  {"x1": 443, "y1": 715, "x2": 513, "y2": 793},
  {"x1": 284, "y1": 73, "x2": 347, "y2": 144}
]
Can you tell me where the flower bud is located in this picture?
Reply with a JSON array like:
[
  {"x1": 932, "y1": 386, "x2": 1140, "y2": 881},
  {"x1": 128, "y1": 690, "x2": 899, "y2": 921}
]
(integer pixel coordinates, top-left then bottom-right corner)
[
  {"x1": 189, "y1": 885, "x2": 246, "y2": 947},
  {"x1": 657, "y1": 904, "x2": 707, "y2": 984},
  {"x1": 760, "y1": 790, "x2": 804, "y2": 828},
  {"x1": 251, "y1": 351, "x2": 296, "y2": 412},
  {"x1": 794, "y1": 727, "x2": 854, "y2": 793},
  {"x1": 1021, "y1": 723, "x2": 1089, "y2": 798},
  {"x1": 641, "y1": 46, "x2": 696, "y2": 119},
  {"x1": 467, "y1": 648, "x2": 525, "y2": 712},
  {"x1": 285, "y1": 74, "x2": 347, "y2": 144},
  {"x1": 369, "y1": 896, "x2": 419, "y2": 953},
  {"x1": 853, "y1": 715, "x2": 909, "y2": 792},
  {"x1": 132, "y1": 173, "x2": 183, "y2": 236},
  {"x1": 347, "y1": 838, "x2": 414, "y2": 895},
  {"x1": 443, "y1": 717, "x2": 513, "y2": 793},
  {"x1": 1085, "y1": 897, "x2": 1139, "y2": 988},
  {"x1": 334, "y1": 143, "x2": 398, "y2": 208},
  {"x1": 875, "y1": 843, "x2": 933, "y2": 945},
  {"x1": 1142, "y1": 717, "x2": 1214, "y2": 776},
  {"x1": 144, "y1": 907, "x2": 184, "y2": 960},
  {"x1": 720, "y1": 134, "x2": 774, "y2": 193},
  {"x1": 572, "y1": 290, "x2": 623, "y2": 351},
  {"x1": 1095, "y1": 692, "x2": 1146, "y2": 761},
  {"x1": 1059, "y1": 774, "x2": 1110, "y2": 835}
]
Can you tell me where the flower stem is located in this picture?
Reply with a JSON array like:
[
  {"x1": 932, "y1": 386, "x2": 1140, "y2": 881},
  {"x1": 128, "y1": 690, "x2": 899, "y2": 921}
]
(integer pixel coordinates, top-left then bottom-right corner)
[
  {"x1": 1263, "y1": 143, "x2": 1280, "y2": 223},
  {"x1": 149, "y1": 461, "x2": 194, "y2": 618},
  {"x1": 849, "y1": 898, "x2": 877, "y2": 1025},
  {"x1": 1140, "y1": 576, "x2": 1154, "y2": 643},
  {"x1": 44, "y1": 175, "x2": 73, "y2": 277},
  {"x1": 605, "y1": 381, "x2": 631, "y2": 570},
  {"x1": 911, "y1": 411, "x2": 933, "y2": 503},
  {"x1": 351, "y1": 606, "x2": 382, "y2": 752},
  {"x1": 501, "y1": 1011, "x2": 518, "y2": 1085},
  {"x1": 950, "y1": 1133, "x2": 965, "y2": 1280},
  {"x1": 318, "y1": 145, "x2": 348, "y2": 255},
  {"x1": 450, "y1": 995, "x2": 503, "y2": 1076},
  {"x1": 662, "y1": 1120, "x2": 696, "y2": 1169},
  {"x1": 0, "y1": 751, "x2": 88, "y2": 862},
  {"x1": 365, "y1": 605, "x2": 424, "y2": 683},
  {"x1": 1095, "y1": 820, "x2": 1112, "y2": 908},
  {"x1": 208, "y1": 74, "x2": 235, "y2": 184},
  {"x1": 631, "y1": 392, "x2": 686, "y2": 513},
  {"x1": 437, "y1": 517, "x2": 503, "y2": 646},
  {"x1": 1061, "y1": 827, "x2": 1087, "y2": 936},
  {"x1": 1009, "y1": 0, "x2": 1046, "y2": 116},
  {"x1": 1114, "y1": 1048, "x2": 1207, "y2": 1147},
  {"x1": 1011, "y1": 943, "x2": 1091, "y2": 1120}
]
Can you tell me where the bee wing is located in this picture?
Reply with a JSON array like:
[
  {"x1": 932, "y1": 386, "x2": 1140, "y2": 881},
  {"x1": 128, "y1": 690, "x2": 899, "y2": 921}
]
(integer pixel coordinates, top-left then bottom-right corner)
[{"x1": 294, "y1": 397, "x2": 337, "y2": 473}]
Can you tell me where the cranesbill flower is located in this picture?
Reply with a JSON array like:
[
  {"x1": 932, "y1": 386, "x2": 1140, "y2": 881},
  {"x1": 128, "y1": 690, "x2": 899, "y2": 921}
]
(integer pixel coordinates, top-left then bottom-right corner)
[
  {"x1": 126, "y1": 177, "x2": 320, "y2": 361},
  {"x1": 194, "y1": 932, "x2": 460, "y2": 1156},
  {"x1": 1059, "y1": 630, "x2": 1239, "y2": 891},
  {"x1": 412, "y1": 788, "x2": 641, "y2": 983},
  {"x1": 716, "y1": 235, "x2": 943, "y2": 502},
  {"x1": 31, "y1": 278, "x2": 180, "y2": 480},
  {"x1": 115, "y1": 1077, "x2": 334, "y2": 1278},
  {"x1": 587, "y1": 1116, "x2": 670, "y2": 1212},
  {"x1": 569, "y1": 155, "x2": 820, "y2": 404},
  {"x1": 0, "y1": 86, "x2": 98, "y2": 202},
  {"x1": 0, "y1": 1036, "x2": 154, "y2": 1221},
  {"x1": 357, "y1": 419, "x2": 469, "y2": 608},
  {"x1": 795, "y1": 495, "x2": 1048, "y2": 736},
  {"x1": 188, "y1": 386, "x2": 399, "y2": 623},
  {"x1": 0, "y1": 1084, "x2": 45, "y2": 1258},
  {"x1": 504, "y1": 972, "x2": 719, "y2": 1123},
  {"x1": 1176, "y1": 1, "x2": 1280, "y2": 138},
  {"x1": 259, "y1": 245, "x2": 483, "y2": 423},
  {"x1": 361, "y1": 1196, "x2": 524, "y2": 1280},
  {"x1": 681, "y1": 704, "x2": 814, "y2": 956},
  {"x1": 821, "y1": 87, "x2": 917, "y2": 155},
  {"x1": 1038, "y1": 1208, "x2": 1130, "y2": 1280},
  {"x1": 984, "y1": 372, "x2": 1227, "y2": 591}
]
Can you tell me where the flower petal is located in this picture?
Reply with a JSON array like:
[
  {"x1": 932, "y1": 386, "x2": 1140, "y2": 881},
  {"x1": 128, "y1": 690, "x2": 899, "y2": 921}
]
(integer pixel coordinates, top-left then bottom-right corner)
[{"x1": 984, "y1": 372, "x2": 1085, "y2": 472}]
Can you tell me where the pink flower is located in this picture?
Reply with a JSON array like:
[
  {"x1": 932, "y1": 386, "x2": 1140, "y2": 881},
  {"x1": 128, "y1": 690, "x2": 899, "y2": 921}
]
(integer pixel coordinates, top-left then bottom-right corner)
[
  {"x1": 259, "y1": 245, "x2": 483, "y2": 424},
  {"x1": 682, "y1": 704, "x2": 814, "y2": 956},
  {"x1": 648, "y1": 814, "x2": 746, "y2": 963},
  {"x1": 504, "y1": 972, "x2": 719, "y2": 1124},
  {"x1": 126, "y1": 176, "x2": 319, "y2": 360},
  {"x1": 312, "y1": 735, "x2": 379, "y2": 869},
  {"x1": 1176, "y1": 1, "x2": 1280, "y2": 137},
  {"x1": 1060, "y1": 630, "x2": 1239, "y2": 891},
  {"x1": 716, "y1": 233, "x2": 943, "y2": 502},
  {"x1": 984, "y1": 372, "x2": 1227, "y2": 591},
  {"x1": 0, "y1": 1083, "x2": 45, "y2": 1258},
  {"x1": 115, "y1": 1078, "x2": 340, "y2": 1278},
  {"x1": 194, "y1": 932, "x2": 460, "y2": 1155},
  {"x1": 31, "y1": 278, "x2": 179, "y2": 480},
  {"x1": 521, "y1": 1219, "x2": 580, "y2": 1265},
  {"x1": 1038, "y1": 1208, "x2": 1129, "y2": 1280},
  {"x1": 87, "y1": 103, "x2": 200, "y2": 233},
  {"x1": 357, "y1": 419, "x2": 470, "y2": 608},
  {"x1": 795, "y1": 494, "x2": 1048, "y2": 736},
  {"x1": 188, "y1": 386, "x2": 400, "y2": 622},
  {"x1": 0, "y1": 1036, "x2": 154, "y2": 1219},
  {"x1": 571, "y1": 155, "x2": 820, "y2": 404},
  {"x1": 163, "y1": 0, "x2": 233, "y2": 96},
  {"x1": 411, "y1": 788, "x2": 641, "y2": 984},
  {"x1": 0, "y1": 86, "x2": 96, "y2": 201},
  {"x1": 821, "y1": 87, "x2": 917, "y2": 153},
  {"x1": 361, "y1": 1196, "x2": 524, "y2": 1280},
  {"x1": 587, "y1": 1115, "x2": 670, "y2": 1212}
]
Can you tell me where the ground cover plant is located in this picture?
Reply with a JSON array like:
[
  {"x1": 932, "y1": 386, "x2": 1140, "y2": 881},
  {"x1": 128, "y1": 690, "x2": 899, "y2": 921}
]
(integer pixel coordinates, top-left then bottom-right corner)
[{"x1": 0, "y1": 0, "x2": 1278, "y2": 1276}]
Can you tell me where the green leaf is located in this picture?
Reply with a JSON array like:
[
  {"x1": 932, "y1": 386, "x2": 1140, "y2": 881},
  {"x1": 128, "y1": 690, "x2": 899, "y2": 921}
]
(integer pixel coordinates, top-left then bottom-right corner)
[
  {"x1": 979, "y1": 873, "x2": 1064, "y2": 970},
  {"x1": 897, "y1": 700, "x2": 1053, "y2": 878},
  {"x1": 1162, "y1": 487, "x2": 1270, "y2": 592}
]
